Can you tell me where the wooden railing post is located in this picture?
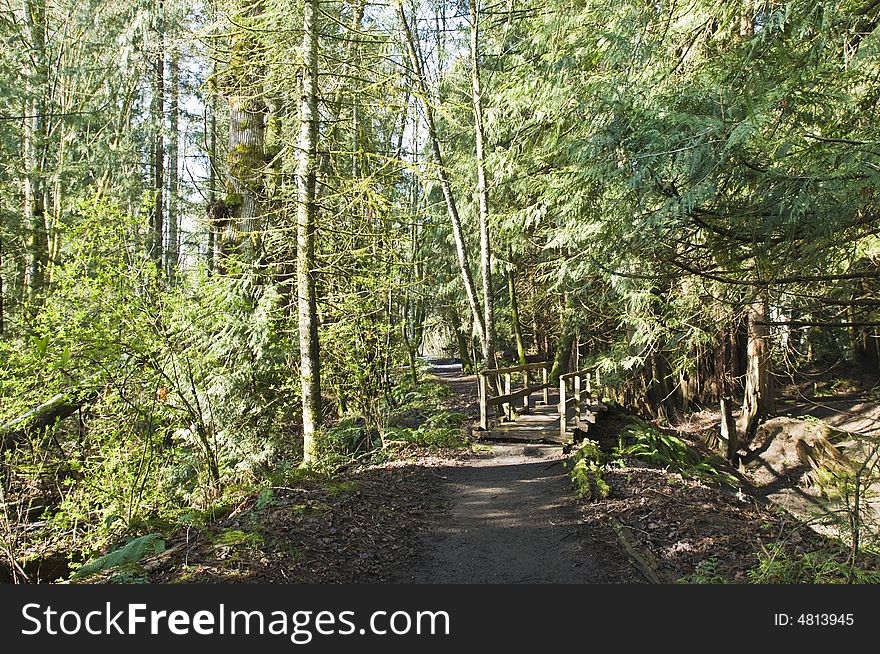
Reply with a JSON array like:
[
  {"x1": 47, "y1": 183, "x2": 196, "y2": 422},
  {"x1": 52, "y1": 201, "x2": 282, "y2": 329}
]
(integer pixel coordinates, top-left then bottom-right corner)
[
  {"x1": 522, "y1": 368, "x2": 530, "y2": 412},
  {"x1": 504, "y1": 372, "x2": 512, "y2": 421},
  {"x1": 574, "y1": 373, "x2": 582, "y2": 427},
  {"x1": 559, "y1": 376, "x2": 567, "y2": 441},
  {"x1": 542, "y1": 364, "x2": 550, "y2": 405},
  {"x1": 479, "y1": 372, "x2": 489, "y2": 431},
  {"x1": 585, "y1": 372, "x2": 592, "y2": 403}
]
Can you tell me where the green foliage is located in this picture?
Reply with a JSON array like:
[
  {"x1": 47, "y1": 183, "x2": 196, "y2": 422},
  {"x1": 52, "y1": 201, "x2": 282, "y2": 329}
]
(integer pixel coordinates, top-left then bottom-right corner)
[
  {"x1": 1, "y1": 198, "x2": 302, "y2": 565},
  {"x1": 314, "y1": 378, "x2": 469, "y2": 472},
  {"x1": 211, "y1": 528, "x2": 264, "y2": 549},
  {"x1": 571, "y1": 458, "x2": 611, "y2": 501},
  {"x1": 678, "y1": 557, "x2": 729, "y2": 584},
  {"x1": 73, "y1": 533, "x2": 165, "y2": 579},
  {"x1": 388, "y1": 379, "x2": 453, "y2": 414},
  {"x1": 748, "y1": 544, "x2": 880, "y2": 584},
  {"x1": 620, "y1": 419, "x2": 738, "y2": 487},
  {"x1": 568, "y1": 439, "x2": 610, "y2": 501},
  {"x1": 385, "y1": 410, "x2": 470, "y2": 450},
  {"x1": 4, "y1": 0, "x2": 879, "y2": 585}
]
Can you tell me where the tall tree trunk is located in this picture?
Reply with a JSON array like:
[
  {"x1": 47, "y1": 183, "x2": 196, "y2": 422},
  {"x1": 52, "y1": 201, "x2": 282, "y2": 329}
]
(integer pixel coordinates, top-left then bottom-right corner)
[
  {"x1": 550, "y1": 293, "x2": 574, "y2": 380},
  {"x1": 207, "y1": 84, "x2": 217, "y2": 270},
  {"x1": 469, "y1": 0, "x2": 496, "y2": 366},
  {"x1": 297, "y1": 0, "x2": 322, "y2": 464},
  {"x1": 166, "y1": 41, "x2": 180, "y2": 278},
  {"x1": 550, "y1": 330, "x2": 574, "y2": 382},
  {"x1": 647, "y1": 352, "x2": 675, "y2": 421},
  {"x1": 456, "y1": 323, "x2": 472, "y2": 372},
  {"x1": 740, "y1": 293, "x2": 775, "y2": 441},
  {"x1": 396, "y1": 0, "x2": 486, "y2": 348},
  {"x1": 224, "y1": 2, "x2": 266, "y2": 258},
  {"x1": 47, "y1": 126, "x2": 64, "y2": 291},
  {"x1": 720, "y1": 396, "x2": 738, "y2": 463},
  {"x1": 0, "y1": 235, "x2": 4, "y2": 334},
  {"x1": 23, "y1": 0, "x2": 49, "y2": 304},
  {"x1": 327, "y1": 0, "x2": 366, "y2": 148},
  {"x1": 508, "y1": 268, "x2": 526, "y2": 365},
  {"x1": 151, "y1": 9, "x2": 165, "y2": 267},
  {"x1": 226, "y1": 99, "x2": 265, "y2": 251}
]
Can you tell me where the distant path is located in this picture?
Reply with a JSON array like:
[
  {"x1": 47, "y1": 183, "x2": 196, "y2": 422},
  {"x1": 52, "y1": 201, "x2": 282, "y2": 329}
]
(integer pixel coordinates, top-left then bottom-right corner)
[{"x1": 400, "y1": 359, "x2": 640, "y2": 583}]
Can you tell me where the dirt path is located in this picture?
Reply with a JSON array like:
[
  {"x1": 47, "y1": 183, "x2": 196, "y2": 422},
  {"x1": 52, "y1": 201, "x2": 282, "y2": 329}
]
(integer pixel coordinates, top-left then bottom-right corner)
[
  {"x1": 400, "y1": 443, "x2": 640, "y2": 583},
  {"x1": 399, "y1": 360, "x2": 640, "y2": 583}
]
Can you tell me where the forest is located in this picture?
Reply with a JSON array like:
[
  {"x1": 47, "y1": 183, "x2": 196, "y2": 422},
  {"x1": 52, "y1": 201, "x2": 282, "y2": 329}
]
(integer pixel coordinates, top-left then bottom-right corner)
[{"x1": 1, "y1": 0, "x2": 880, "y2": 584}]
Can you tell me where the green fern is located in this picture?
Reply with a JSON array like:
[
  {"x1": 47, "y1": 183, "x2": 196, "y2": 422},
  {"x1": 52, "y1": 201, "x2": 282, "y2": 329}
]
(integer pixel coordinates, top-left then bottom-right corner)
[
  {"x1": 621, "y1": 419, "x2": 737, "y2": 487},
  {"x1": 74, "y1": 533, "x2": 165, "y2": 578}
]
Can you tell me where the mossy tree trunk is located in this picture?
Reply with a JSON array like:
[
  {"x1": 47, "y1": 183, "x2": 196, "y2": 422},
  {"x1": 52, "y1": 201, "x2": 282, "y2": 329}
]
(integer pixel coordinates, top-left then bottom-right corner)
[
  {"x1": 508, "y1": 268, "x2": 527, "y2": 365},
  {"x1": 297, "y1": 0, "x2": 322, "y2": 464},
  {"x1": 151, "y1": 2, "x2": 165, "y2": 267},
  {"x1": 23, "y1": 0, "x2": 50, "y2": 304},
  {"x1": 223, "y1": 1, "x2": 266, "y2": 260},
  {"x1": 166, "y1": 39, "x2": 180, "y2": 279}
]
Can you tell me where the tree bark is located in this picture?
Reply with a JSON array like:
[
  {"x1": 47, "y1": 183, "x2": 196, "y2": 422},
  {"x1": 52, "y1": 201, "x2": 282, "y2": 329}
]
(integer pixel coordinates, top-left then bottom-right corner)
[
  {"x1": 166, "y1": 40, "x2": 180, "y2": 279},
  {"x1": 297, "y1": 0, "x2": 322, "y2": 464},
  {"x1": 456, "y1": 323, "x2": 472, "y2": 372},
  {"x1": 207, "y1": 80, "x2": 217, "y2": 270},
  {"x1": 720, "y1": 397, "x2": 738, "y2": 464},
  {"x1": 470, "y1": 0, "x2": 496, "y2": 367},
  {"x1": 396, "y1": 0, "x2": 487, "y2": 348},
  {"x1": 550, "y1": 331, "x2": 575, "y2": 382},
  {"x1": 224, "y1": 2, "x2": 266, "y2": 257},
  {"x1": 550, "y1": 293, "x2": 574, "y2": 381},
  {"x1": 0, "y1": 235, "x2": 4, "y2": 334},
  {"x1": 151, "y1": 5, "x2": 165, "y2": 267},
  {"x1": 740, "y1": 293, "x2": 776, "y2": 441},
  {"x1": 23, "y1": 0, "x2": 49, "y2": 304},
  {"x1": 508, "y1": 268, "x2": 526, "y2": 365},
  {"x1": 226, "y1": 99, "x2": 265, "y2": 249}
]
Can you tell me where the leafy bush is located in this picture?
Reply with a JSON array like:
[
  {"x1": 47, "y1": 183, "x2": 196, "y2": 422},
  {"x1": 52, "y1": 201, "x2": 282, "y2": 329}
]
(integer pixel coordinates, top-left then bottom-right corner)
[
  {"x1": 384, "y1": 415, "x2": 469, "y2": 450},
  {"x1": 568, "y1": 440, "x2": 610, "y2": 501},
  {"x1": 313, "y1": 418, "x2": 379, "y2": 472},
  {"x1": 1, "y1": 198, "x2": 302, "y2": 568}
]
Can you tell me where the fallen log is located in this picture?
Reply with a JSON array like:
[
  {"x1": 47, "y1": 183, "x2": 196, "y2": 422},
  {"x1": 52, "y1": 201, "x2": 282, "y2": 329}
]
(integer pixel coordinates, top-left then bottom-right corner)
[
  {"x1": 609, "y1": 518, "x2": 674, "y2": 584},
  {"x1": 1, "y1": 380, "x2": 101, "y2": 452}
]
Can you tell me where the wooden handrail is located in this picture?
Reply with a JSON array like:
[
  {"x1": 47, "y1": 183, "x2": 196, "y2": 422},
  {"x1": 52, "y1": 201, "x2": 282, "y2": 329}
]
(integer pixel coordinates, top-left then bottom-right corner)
[
  {"x1": 560, "y1": 368, "x2": 598, "y2": 381},
  {"x1": 485, "y1": 383, "x2": 552, "y2": 408},
  {"x1": 478, "y1": 361, "x2": 551, "y2": 429},
  {"x1": 477, "y1": 358, "x2": 610, "y2": 439},
  {"x1": 478, "y1": 360, "x2": 549, "y2": 376}
]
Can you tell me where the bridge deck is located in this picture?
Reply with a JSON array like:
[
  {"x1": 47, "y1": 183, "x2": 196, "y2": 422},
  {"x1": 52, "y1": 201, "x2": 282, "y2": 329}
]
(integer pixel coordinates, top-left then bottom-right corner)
[
  {"x1": 424, "y1": 357, "x2": 606, "y2": 446},
  {"x1": 482, "y1": 397, "x2": 605, "y2": 444}
]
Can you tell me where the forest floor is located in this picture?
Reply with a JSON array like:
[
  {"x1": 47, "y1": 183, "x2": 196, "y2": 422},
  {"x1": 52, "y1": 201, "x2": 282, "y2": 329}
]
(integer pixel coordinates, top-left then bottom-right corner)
[
  {"x1": 674, "y1": 361, "x2": 880, "y2": 546},
  {"x1": 137, "y1": 361, "x2": 848, "y2": 585}
]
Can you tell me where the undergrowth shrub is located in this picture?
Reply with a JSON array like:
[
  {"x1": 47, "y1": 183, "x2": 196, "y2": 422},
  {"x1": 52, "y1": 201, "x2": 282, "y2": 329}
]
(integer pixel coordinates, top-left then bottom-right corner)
[
  {"x1": 748, "y1": 544, "x2": 880, "y2": 584},
  {"x1": 620, "y1": 418, "x2": 737, "y2": 487},
  {"x1": 385, "y1": 410, "x2": 469, "y2": 449},
  {"x1": 567, "y1": 440, "x2": 610, "y2": 501}
]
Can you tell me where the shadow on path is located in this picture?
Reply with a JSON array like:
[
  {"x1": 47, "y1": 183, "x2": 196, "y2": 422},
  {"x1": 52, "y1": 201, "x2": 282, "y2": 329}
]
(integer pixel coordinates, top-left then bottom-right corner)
[{"x1": 399, "y1": 444, "x2": 641, "y2": 583}]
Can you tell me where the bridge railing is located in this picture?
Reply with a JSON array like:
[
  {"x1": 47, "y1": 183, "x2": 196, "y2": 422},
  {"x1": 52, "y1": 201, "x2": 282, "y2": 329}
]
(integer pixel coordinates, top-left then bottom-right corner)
[
  {"x1": 477, "y1": 361, "x2": 551, "y2": 431},
  {"x1": 477, "y1": 362, "x2": 605, "y2": 439},
  {"x1": 558, "y1": 368, "x2": 602, "y2": 441}
]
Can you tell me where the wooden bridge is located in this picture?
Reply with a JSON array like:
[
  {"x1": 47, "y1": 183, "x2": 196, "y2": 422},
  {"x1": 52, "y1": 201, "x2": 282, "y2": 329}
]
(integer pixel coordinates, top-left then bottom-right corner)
[{"x1": 477, "y1": 361, "x2": 607, "y2": 444}]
